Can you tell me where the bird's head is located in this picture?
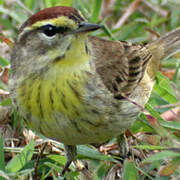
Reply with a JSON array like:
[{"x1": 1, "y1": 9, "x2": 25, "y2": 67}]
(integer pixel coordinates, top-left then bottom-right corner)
[{"x1": 12, "y1": 6, "x2": 101, "y2": 75}]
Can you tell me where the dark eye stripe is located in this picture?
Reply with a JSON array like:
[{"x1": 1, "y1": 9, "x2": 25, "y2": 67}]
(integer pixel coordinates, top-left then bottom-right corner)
[
  {"x1": 41, "y1": 24, "x2": 70, "y2": 37},
  {"x1": 57, "y1": 26, "x2": 70, "y2": 33}
]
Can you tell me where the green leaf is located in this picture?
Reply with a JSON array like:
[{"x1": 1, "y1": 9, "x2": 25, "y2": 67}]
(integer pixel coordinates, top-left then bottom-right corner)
[
  {"x1": 0, "y1": 98, "x2": 11, "y2": 106},
  {"x1": 145, "y1": 151, "x2": 180, "y2": 162},
  {"x1": 123, "y1": 159, "x2": 140, "y2": 180},
  {"x1": 45, "y1": 162, "x2": 79, "y2": 179},
  {"x1": 44, "y1": 162, "x2": 62, "y2": 172},
  {"x1": 154, "y1": 72, "x2": 177, "y2": 104},
  {"x1": 0, "y1": 57, "x2": 9, "y2": 67},
  {"x1": 134, "y1": 145, "x2": 166, "y2": 150},
  {"x1": 130, "y1": 116, "x2": 155, "y2": 133},
  {"x1": 90, "y1": 0, "x2": 103, "y2": 23},
  {"x1": 77, "y1": 145, "x2": 117, "y2": 162},
  {"x1": 6, "y1": 140, "x2": 35, "y2": 173},
  {"x1": 46, "y1": 154, "x2": 66, "y2": 166},
  {"x1": 158, "y1": 120, "x2": 180, "y2": 130},
  {"x1": 153, "y1": 177, "x2": 169, "y2": 180},
  {"x1": 148, "y1": 92, "x2": 170, "y2": 112},
  {"x1": 145, "y1": 103, "x2": 180, "y2": 130}
]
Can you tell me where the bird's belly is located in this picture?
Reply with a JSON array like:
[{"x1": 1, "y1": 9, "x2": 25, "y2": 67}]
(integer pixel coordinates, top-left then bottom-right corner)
[
  {"x1": 21, "y1": 99, "x2": 140, "y2": 145},
  {"x1": 13, "y1": 71, "x2": 152, "y2": 145}
]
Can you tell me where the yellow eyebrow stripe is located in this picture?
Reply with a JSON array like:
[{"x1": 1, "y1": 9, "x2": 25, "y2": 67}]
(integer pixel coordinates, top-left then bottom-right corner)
[{"x1": 24, "y1": 16, "x2": 78, "y2": 31}]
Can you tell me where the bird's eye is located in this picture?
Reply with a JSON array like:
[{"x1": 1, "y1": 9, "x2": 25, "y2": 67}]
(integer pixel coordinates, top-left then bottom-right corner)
[{"x1": 42, "y1": 24, "x2": 57, "y2": 37}]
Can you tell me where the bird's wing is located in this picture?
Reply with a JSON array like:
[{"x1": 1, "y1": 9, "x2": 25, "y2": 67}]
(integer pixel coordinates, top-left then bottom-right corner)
[{"x1": 89, "y1": 36, "x2": 152, "y2": 98}]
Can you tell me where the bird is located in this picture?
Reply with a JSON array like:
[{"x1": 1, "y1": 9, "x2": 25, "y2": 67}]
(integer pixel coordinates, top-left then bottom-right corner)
[{"x1": 9, "y1": 6, "x2": 180, "y2": 175}]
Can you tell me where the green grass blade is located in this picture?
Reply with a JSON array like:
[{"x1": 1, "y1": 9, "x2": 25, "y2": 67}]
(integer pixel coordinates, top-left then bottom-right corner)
[
  {"x1": 145, "y1": 103, "x2": 180, "y2": 130},
  {"x1": 0, "y1": 136, "x2": 6, "y2": 180},
  {"x1": 134, "y1": 145, "x2": 166, "y2": 150},
  {"x1": 123, "y1": 159, "x2": 140, "y2": 180},
  {"x1": 46, "y1": 154, "x2": 66, "y2": 166},
  {"x1": 44, "y1": 0, "x2": 53, "y2": 8},
  {"x1": 57, "y1": 0, "x2": 73, "y2": 6},
  {"x1": 0, "y1": 98, "x2": 11, "y2": 106},
  {"x1": 0, "y1": 56, "x2": 9, "y2": 67},
  {"x1": 6, "y1": 140, "x2": 35, "y2": 173},
  {"x1": 90, "y1": 0, "x2": 103, "y2": 23},
  {"x1": 102, "y1": 23, "x2": 115, "y2": 40},
  {"x1": 154, "y1": 72, "x2": 177, "y2": 104},
  {"x1": 24, "y1": 0, "x2": 34, "y2": 10},
  {"x1": 0, "y1": 136, "x2": 5, "y2": 171},
  {"x1": 145, "y1": 151, "x2": 180, "y2": 162},
  {"x1": 77, "y1": 145, "x2": 117, "y2": 162}
]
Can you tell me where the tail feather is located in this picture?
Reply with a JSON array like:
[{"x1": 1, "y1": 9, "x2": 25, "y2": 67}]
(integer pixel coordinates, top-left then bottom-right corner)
[
  {"x1": 149, "y1": 27, "x2": 180, "y2": 59},
  {"x1": 146, "y1": 27, "x2": 180, "y2": 79}
]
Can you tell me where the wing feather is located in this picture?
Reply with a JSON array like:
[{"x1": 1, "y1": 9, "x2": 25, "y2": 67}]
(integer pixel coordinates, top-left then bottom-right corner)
[{"x1": 89, "y1": 36, "x2": 152, "y2": 97}]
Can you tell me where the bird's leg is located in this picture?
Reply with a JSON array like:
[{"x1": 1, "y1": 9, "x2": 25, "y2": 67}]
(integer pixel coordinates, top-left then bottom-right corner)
[
  {"x1": 61, "y1": 144, "x2": 77, "y2": 176},
  {"x1": 117, "y1": 133, "x2": 129, "y2": 157}
]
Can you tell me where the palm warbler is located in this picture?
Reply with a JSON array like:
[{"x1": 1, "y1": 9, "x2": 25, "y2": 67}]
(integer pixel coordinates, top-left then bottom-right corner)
[{"x1": 10, "y1": 6, "x2": 180, "y2": 175}]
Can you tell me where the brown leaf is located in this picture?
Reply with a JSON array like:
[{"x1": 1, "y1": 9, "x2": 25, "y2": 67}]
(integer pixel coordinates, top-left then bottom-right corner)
[
  {"x1": 159, "y1": 158, "x2": 180, "y2": 176},
  {"x1": 161, "y1": 69, "x2": 176, "y2": 80},
  {"x1": 161, "y1": 107, "x2": 180, "y2": 122},
  {"x1": 0, "y1": 68, "x2": 9, "y2": 85},
  {"x1": 0, "y1": 35, "x2": 14, "y2": 49},
  {"x1": 146, "y1": 115, "x2": 160, "y2": 128}
]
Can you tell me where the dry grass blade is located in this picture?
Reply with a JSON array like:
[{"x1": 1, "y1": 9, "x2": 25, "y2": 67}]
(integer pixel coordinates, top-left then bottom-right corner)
[
  {"x1": 76, "y1": 160, "x2": 93, "y2": 180},
  {"x1": 161, "y1": 107, "x2": 180, "y2": 121},
  {"x1": 113, "y1": 0, "x2": 142, "y2": 29},
  {"x1": 15, "y1": 0, "x2": 33, "y2": 15},
  {"x1": 0, "y1": 89, "x2": 9, "y2": 95},
  {"x1": 34, "y1": 142, "x2": 48, "y2": 180},
  {"x1": 142, "y1": 0, "x2": 169, "y2": 17},
  {"x1": 100, "y1": 0, "x2": 116, "y2": 19}
]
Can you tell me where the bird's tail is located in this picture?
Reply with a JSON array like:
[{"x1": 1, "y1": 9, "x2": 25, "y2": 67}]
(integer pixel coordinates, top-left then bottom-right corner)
[{"x1": 146, "y1": 27, "x2": 180, "y2": 79}]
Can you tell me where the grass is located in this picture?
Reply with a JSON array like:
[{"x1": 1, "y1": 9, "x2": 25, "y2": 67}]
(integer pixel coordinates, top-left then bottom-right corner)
[{"x1": 0, "y1": 0, "x2": 180, "y2": 179}]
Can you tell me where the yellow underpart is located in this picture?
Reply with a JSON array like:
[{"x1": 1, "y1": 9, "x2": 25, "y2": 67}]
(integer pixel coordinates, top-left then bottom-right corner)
[
  {"x1": 29, "y1": 79, "x2": 41, "y2": 116},
  {"x1": 25, "y1": 16, "x2": 78, "y2": 31},
  {"x1": 57, "y1": 34, "x2": 89, "y2": 68},
  {"x1": 17, "y1": 33, "x2": 91, "y2": 125}
]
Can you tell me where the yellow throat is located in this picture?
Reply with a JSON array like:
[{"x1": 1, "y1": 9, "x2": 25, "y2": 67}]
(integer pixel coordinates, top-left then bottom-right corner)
[{"x1": 16, "y1": 33, "x2": 92, "y2": 131}]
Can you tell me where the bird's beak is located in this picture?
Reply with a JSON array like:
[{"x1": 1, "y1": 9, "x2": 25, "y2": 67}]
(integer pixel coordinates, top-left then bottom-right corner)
[{"x1": 75, "y1": 22, "x2": 102, "y2": 33}]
